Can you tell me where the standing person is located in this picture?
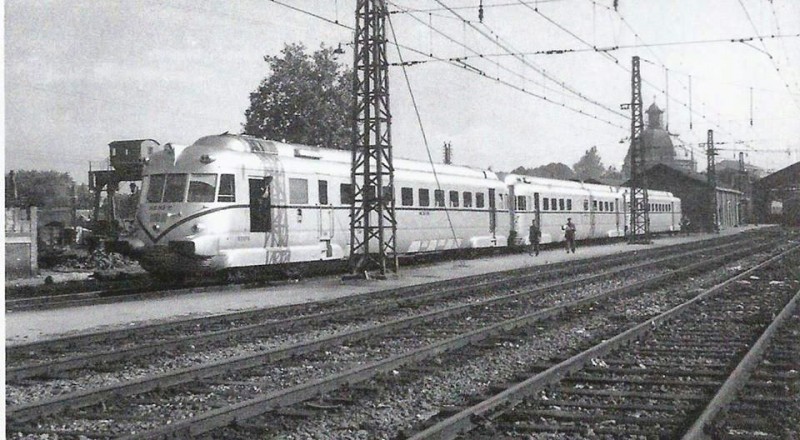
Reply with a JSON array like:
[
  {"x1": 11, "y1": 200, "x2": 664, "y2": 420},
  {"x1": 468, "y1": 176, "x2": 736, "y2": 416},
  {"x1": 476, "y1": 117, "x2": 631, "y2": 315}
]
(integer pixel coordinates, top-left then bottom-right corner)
[
  {"x1": 564, "y1": 217, "x2": 576, "y2": 253},
  {"x1": 681, "y1": 215, "x2": 691, "y2": 236},
  {"x1": 528, "y1": 219, "x2": 541, "y2": 256}
]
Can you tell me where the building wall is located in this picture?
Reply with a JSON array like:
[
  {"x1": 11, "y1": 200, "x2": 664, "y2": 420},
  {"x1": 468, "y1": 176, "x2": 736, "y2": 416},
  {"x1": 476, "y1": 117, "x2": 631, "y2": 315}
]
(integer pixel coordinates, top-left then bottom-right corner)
[{"x1": 5, "y1": 207, "x2": 38, "y2": 279}]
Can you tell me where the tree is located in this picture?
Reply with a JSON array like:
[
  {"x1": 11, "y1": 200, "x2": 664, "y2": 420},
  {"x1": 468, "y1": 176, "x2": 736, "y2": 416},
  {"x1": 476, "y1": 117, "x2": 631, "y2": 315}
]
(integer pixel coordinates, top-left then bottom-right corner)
[
  {"x1": 573, "y1": 146, "x2": 606, "y2": 181},
  {"x1": 602, "y1": 165, "x2": 625, "y2": 183},
  {"x1": 509, "y1": 163, "x2": 576, "y2": 180},
  {"x1": 6, "y1": 170, "x2": 76, "y2": 208},
  {"x1": 243, "y1": 43, "x2": 353, "y2": 149}
]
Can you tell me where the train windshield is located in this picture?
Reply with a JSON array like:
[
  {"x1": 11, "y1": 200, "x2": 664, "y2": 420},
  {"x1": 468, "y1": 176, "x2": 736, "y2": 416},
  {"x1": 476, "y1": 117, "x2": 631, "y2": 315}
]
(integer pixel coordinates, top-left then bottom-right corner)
[
  {"x1": 163, "y1": 174, "x2": 188, "y2": 202},
  {"x1": 187, "y1": 174, "x2": 217, "y2": 203},
  {"x1": 146, "y1": 174, "x2": 166, "y2": 203}
]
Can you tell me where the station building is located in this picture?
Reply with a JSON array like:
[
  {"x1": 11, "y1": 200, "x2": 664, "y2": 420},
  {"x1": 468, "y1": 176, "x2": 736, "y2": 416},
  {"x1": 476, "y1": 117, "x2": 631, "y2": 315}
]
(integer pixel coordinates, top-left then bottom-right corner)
[{"x1": 625, "y1": 163, "x2": 744, "y2": 232}]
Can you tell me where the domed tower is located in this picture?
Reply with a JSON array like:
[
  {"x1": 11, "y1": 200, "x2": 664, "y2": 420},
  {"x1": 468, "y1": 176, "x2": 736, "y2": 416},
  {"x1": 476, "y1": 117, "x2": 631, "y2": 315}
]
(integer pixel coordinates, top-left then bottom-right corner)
[{"x1": 622, "y1": 103, "x2": 692, "y2": 178}]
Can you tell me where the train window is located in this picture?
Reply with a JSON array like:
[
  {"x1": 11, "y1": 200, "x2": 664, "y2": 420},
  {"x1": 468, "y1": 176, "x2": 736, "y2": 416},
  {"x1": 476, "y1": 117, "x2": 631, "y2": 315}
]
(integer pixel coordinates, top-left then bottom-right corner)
[
  {"x1": 543, "y1": 198, "x2": 549, "y2": 211},
  {"x1": 583, "y1": 200, "x2": 589, "y2": 211},
  {"x1": 551, "y1": 198, "x2": 558, "y2": 210},
  {"x1": 340, "y1": 183, "x2": 353, "y2": 205},
  {"x1": 567, "y1": 199, "x2": 572, "y2": 211},
  {"x1": 516, "y1": 195, "x2": 526, "y2": 211},
  {"x1": 401, "y1": 187, "x2": 414, "y2": 206},
  {"x1": 318, "y1": 180, "x2": 329, "y2": 205},
  {"x1": 419, "y1": 188, "x2": 430, "y2": 207},
  {"x1": 146, "y1": 174, "x2": 166, "y2": 203},
  {"x1": 434, "y1": 189, "x2": 445, "y2": 207},
  {"x1": 592, "y1": 200, "x2": 598, "y2": 211},
  {"x1": 187, "y1": 174, "x2": 217, "y2": 203},
  {"x1": 598, "y1": 201, "x2": 604, "y2": 212},
  {"x1": 163, "y1": 174, "x2": 188, "y2": 203},
  {"x1": 463, "y1": 192, "x2": 473, "y2": 208},
  {"x1": 382, "y1": 186, "x2": 393, "y2": 202},
  {"x1": 449, "y1": 191, "x2": 459, "y2": 207},
  {"x1": 605, "y1": 201, "x2": 610, "y2": 211},
  {"x1": 218, "y1": 174, "x2": 236, "y2": 202},
  {"x1": 289, "y1": 178, "x2": 308, "y2": 204},
  {"x1": 557, "y1": 199, "x2": 563, "y2": 211},
  {"x1": 475, "y1": 192, "x2": 484, "y2": 208},
  {"x1": 498, "y1": 193, "x2": 504, "y2": 209}
]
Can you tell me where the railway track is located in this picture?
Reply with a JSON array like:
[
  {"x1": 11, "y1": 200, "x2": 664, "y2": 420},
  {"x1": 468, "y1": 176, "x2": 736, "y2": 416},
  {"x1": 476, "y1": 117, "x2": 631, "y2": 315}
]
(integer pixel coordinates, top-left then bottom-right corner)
[
  {"x1": 5, "y1": 232, "x2": 790, "y2": 438},
  {"x1": 4, "y1": 232, "x2": 760, "y2": 311},
  {"x1": 410, "y1": 248, "x2": 800, "y2": 439},
  {"x1": 6, "y1": 233, "x2": 758, "y2": 379}
]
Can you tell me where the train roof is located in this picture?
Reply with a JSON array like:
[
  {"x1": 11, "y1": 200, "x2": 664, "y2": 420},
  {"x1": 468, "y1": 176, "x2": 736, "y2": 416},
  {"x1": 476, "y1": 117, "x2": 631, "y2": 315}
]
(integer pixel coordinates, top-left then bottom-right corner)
[{"x1": 184, "y1": 134, "x2": 502, "y2": 181}]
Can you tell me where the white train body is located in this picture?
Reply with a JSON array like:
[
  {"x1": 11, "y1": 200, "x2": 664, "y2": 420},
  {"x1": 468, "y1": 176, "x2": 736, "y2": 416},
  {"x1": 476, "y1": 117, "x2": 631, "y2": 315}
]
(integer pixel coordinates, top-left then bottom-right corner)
[
  {"x1": 130, "y1": 134, "x2": 509, "y2": 275},
  {"x1": 505, "y1": 174, "x2": 682, "y2": 246},
  {"x1": 128, "y1": 134, "x2": 681, "y2": 276}
]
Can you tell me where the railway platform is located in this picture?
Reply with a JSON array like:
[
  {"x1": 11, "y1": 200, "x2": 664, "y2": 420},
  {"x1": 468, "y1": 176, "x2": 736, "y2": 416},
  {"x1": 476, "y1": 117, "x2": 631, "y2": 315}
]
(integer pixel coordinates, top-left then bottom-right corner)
[{"x1": 4, "y1": 227, "x2": 765, "y2": 346}]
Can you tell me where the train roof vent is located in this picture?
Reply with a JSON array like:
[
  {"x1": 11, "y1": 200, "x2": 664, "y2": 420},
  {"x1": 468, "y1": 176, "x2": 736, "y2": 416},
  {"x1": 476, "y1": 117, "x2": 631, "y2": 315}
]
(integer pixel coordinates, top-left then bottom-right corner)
[{"x1": 293, "y1": 147, "x2": 322, "y2": 159}]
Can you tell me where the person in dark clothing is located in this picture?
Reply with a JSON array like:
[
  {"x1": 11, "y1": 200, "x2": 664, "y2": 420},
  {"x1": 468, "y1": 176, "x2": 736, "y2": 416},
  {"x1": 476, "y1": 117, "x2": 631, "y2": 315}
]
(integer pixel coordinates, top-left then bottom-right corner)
[
  {"x1": 528, "y1": 219, "x2": 541, "y2": 256},
  {"x1": 564, "y1": 218, "x2": 576, "y2": 253},
  {"x1": 681, "y1": 215, "x2": 691, "y2": 236}
]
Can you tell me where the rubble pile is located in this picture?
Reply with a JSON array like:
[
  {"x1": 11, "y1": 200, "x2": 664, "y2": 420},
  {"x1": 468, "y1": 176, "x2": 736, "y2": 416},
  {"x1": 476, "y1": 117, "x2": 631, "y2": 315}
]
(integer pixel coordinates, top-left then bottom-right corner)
[{"x1": 41, "y1": 248, "x2": 137, "y2": 271}]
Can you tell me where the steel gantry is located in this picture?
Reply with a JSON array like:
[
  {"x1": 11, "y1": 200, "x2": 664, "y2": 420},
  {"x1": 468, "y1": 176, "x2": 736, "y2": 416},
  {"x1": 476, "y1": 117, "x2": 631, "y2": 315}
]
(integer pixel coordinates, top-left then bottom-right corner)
[
  {"x1": 349, "y1": 0, "x2": 398, "y2": 277},
  {"x1": 706, "y1": 129, "x2": 719, "y2": 233},
  {"x1": 626, "y1": 56, "x2": 650, "y2": 244}
]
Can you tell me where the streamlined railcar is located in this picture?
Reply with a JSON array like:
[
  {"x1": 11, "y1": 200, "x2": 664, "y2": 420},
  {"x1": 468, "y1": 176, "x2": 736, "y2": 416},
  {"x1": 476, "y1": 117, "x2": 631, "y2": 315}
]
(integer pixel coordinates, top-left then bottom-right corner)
[
  {"x1": 127, "y1": 134, "x2": 510, "y2": 277},
  {"x1": 506, "y1": 174, "x2": 681, "y2": 246}
]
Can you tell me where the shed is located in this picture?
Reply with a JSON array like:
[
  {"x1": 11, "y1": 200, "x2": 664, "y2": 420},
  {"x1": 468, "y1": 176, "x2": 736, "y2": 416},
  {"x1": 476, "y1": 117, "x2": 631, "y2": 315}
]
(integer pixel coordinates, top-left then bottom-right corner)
[{"x1": 753, "y1": 161, "x2": 800, "y2": 224}]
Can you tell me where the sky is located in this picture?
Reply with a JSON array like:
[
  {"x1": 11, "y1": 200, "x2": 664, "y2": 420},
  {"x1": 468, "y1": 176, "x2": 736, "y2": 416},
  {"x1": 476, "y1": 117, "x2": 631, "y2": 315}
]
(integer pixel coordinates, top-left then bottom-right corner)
[{"x1": 4, "y1": 0, "x2": 800, "y2": 184}]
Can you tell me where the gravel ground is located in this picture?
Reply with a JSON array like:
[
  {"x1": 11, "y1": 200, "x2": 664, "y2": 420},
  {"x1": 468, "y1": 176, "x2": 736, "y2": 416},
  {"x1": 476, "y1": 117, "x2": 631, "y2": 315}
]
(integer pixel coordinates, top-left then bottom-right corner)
[{"x1": 209, "y1": 253, "x2": 770, "y2": 439}]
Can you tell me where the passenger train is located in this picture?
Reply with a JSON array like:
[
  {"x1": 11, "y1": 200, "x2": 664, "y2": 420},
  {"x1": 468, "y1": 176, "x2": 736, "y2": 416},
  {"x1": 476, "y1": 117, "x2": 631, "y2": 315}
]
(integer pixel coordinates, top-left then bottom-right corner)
[{"x1": 124, "y1": 133, "x2": 681, "y2": 277}]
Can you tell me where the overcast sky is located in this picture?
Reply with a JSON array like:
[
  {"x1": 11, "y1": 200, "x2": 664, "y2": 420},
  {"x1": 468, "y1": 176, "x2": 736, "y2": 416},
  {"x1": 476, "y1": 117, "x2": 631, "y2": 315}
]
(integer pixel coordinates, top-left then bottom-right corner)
[{"x1": 4, "y1": 0, "x2": 800, "y2": 183}]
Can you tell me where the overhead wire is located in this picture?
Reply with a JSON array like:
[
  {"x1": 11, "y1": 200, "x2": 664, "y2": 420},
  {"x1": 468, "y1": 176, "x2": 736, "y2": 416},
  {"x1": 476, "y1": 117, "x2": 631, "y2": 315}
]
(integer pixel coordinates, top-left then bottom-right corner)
[
  {"x1": 432, "y1": 0, "x2": 628, "y2": 120},
  {"x1": 737, "y1": 0, "x2": 800, "y2": 111},
  {"x1": 386, "y1": 11, "x2": 460, "y2": 247}
]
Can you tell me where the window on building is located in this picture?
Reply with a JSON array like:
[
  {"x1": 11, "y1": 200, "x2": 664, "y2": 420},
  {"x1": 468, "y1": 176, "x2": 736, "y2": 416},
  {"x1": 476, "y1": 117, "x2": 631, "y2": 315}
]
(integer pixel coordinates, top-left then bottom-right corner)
[
  {"x1": 449, "y1": 190, "x2": 459, "y2": 207},
  {"x1": 340, "y1": 183, "x2": 354, "y2": 205},
  {"x1": 218, "y1": 174, "x2": 236, "y2": 202},
  {"x1": 163, "y1": 174, "x2": 188, "y2": 203},
  {"x1": 187, "y1": 173, "x2": 217, "y2": 203},
  {"x1": 463, "y1": 191, "x2": 473, "y2": 208},
  {"x1": 401, "y1": 187, "x2": 414, "y2": 206},
  {"x1": 317, "y1": 180, "x2": 328, "y2": 205},
  {"x1": 434, "y1": 189, "x2": 445, "y2": 207},
  {"x1": 289, "y1": 178, "x2": 308, "y2": 204},
  {"x1": 475, "y1": 192, "x2": 485, "y2": 208},
  {"x1": 419, "y1": 188, "x2": 430, "y2": 207}
]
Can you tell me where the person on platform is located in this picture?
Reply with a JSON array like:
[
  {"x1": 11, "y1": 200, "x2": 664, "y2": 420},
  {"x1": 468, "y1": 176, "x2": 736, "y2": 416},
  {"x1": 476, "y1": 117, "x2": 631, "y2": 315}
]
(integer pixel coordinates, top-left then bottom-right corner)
[
  {"x1": 528, "y1": 219, "x2": 541, "y2": 256},
  {"x1": 564, "y1": 218, "x2": 576, "y2": 253}
]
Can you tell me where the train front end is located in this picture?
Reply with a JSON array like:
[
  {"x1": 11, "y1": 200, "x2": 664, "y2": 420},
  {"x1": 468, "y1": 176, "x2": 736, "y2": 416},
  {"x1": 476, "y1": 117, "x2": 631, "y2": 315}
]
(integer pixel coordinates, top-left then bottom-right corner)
[{"x1": 128, "y1": 137, "x2": 250, "y2": 278}]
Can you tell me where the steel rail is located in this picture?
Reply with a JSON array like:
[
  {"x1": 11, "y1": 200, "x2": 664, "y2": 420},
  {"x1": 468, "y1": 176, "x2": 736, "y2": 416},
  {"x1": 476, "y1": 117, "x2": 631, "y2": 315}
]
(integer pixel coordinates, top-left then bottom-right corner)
[
  {"x1": 407, "y1": 245, "x2": 800, "y2": 440},
  {"x1": 681, "y1": 285, "x2": 800, "y2": 440},
  {"x1": 95, "y1": 242, "x2": 770, "y2": 438},
  {"x1": 8, "y1": 239, "x2": 761, "y2": 425},
  {"x1": 7, "y1": 237, "x2": 750, "y2": 380},
  {"x1": 6, "y1": 231, "x2": 754, "y2": 314}
]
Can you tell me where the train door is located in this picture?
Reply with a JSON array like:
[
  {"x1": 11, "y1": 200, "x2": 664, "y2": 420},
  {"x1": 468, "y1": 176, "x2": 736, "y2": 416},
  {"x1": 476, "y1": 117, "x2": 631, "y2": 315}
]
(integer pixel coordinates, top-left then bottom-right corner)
[
  {"x1": 615, "y1": 199, "x2": 621, "y2": 234},
  {"x1": 249, "y1": 177, "x2": 272, "y2": 234},
  {"x1": 317, "y1": 179, "x2": 333, "y2": 257},
  {"x1": 488, "y1": 188, "x2": 497, "y2": 235},
  {"x1": 588, "y1": 194, "x2": 597, "y2": 238},
  {"x1": 533, "y1": 192, "x2": 541, "y2": 228}
]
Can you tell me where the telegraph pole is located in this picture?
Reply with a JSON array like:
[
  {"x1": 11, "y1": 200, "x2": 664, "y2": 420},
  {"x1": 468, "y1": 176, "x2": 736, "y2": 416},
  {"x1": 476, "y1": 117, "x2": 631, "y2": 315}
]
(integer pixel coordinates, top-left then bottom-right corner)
[
  {"x1": 349, "y1": 0, "x2": 398, "y2": 277},
  {"x1": 625, "y1": 56, "x2": 650, "y2": 244},
  {"x1": 706, "y1": 129, "x2": 719, "y2": 233}
]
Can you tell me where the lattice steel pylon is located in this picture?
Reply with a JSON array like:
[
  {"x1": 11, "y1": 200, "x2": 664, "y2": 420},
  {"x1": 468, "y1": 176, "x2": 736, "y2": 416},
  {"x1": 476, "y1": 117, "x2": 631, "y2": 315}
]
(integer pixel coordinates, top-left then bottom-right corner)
[
  {"x1": 706, "y1": 129, "x2": 719, "y2": 233},
  {"x1": 349, "y1": 0, "x2": 398, "y2": 277},
  {"x1": 627, "y1": 56, "x2": 650, "y2": 244}
]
